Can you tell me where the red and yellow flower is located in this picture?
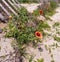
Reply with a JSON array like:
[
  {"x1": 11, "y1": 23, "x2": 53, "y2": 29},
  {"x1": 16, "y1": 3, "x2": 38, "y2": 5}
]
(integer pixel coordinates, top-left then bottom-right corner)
[
  {"x1": 35, "y1": 31, "x2": 43, "y2": 39},
  {"x1": 39, "y1": 10, "x2": 43, "y2": 15}
]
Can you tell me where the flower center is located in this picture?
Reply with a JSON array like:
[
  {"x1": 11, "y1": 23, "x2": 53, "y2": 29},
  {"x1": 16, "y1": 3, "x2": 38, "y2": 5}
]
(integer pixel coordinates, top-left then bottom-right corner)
[{"x1": 37, "y1": 33, "x2": 41, "y2": 36}]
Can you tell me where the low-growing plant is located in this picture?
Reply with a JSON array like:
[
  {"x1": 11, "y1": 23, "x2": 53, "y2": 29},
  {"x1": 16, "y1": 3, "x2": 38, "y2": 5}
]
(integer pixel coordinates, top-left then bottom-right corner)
[
  {"x1": 5, "y1": 21, "x2": 37, "y2": 44},
  {"x1": 57, "y1": 31, "x2": 60, "y2": 35},
  {"x1": 5, "y1": 7, "x2": 51, "y2": 58},
  {"x1": 44, "y1": 1, "x2": 57, "y2": 16},
  {"x1": 18, "y1": 7, "x2": 29, "y2": 23},
  {"x1": 37, "y1": 21, "x2": 50, "y2": 37},
  {"x1": 32, "y1": 1, "x2": 57, "y2": 19},
  {"x1": 54, "y1": 36, "x2": 60, "y2": 42},
  {"x1": 37, "y1": 21, "x2": 50, "y2": 30},
  {"x1": 33, "y1": 8, "x2": 40, "y2": 16},
  {"x1": 53, "y1": 22, "x2": 60, "y2": 27},
  {"x1": 50, "y1": 1, "x2": 57, "y2": 10}
]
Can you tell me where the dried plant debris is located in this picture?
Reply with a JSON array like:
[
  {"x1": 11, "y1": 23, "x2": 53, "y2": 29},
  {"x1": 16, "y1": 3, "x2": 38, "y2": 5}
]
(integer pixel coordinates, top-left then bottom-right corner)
[{"x1": 0, "y1": 28, "x2": 3, "y2": 33}]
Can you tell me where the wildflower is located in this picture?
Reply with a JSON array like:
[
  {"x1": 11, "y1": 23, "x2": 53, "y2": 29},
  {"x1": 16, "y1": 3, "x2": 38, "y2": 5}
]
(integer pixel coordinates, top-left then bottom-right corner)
[
  {"x1": 39, "y1": 10, "x2": 43, "y2": 15},
  {"x1": 35, "y1": 31, "x2": 42, "y2": 39}
]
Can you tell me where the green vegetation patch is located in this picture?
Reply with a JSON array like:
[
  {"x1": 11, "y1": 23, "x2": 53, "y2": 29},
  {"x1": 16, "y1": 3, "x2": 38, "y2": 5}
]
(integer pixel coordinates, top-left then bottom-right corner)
[
  {"x1": 33, "y1": 8, "x2": 40, "y2": 16},
  {"x1": 44, "y1": 1, "x2": 57, "y2": 16},
  {"x1": 32, "y1": 1, "x2": 57, "y2": 18},
  {"x1": 53, "y1": 22, "x2": 60, "y2": 27},
  {"x1": 54, "y1": 36, "x2": 60, "y2": 42},
  {"x1": 5, "y1": 7, "x2": 51, "y2": 57}
]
